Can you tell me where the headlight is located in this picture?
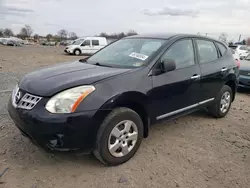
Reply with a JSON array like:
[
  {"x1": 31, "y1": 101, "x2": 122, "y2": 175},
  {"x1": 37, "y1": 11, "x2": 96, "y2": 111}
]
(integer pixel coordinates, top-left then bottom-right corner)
[{"x1": 45, "y1": 85, "x2": 95, "y2": 113}]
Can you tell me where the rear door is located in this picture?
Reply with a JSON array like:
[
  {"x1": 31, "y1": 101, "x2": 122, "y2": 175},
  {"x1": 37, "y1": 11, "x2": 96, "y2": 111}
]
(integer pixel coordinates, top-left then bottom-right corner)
[
  {"x1": 195, "y1": 39, "x2": 228, "y2": 101},
  {"x1": 149, "y1": 38, "x2": 202, "y2": 120}
]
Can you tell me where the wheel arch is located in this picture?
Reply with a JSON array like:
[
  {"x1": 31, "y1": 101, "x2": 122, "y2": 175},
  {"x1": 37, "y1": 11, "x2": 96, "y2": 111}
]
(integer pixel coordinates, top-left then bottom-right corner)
[
  {"x1": 94, "y1": 91, "x2": 150, "y2": 138},
  {"x1": 225, "y1": 79, "x2": 236, "y2": 101},
  {"x1": 73, "y1": 48, "x2": 82, "y2": 54}
]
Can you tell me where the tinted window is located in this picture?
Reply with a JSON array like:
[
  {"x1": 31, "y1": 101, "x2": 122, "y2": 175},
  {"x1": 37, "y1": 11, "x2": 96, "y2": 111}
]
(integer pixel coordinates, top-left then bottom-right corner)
[
  {"x1": 229, "y1": 46, "x2": 237, "y2": 50},
  {"x1": 87, "y1": 38, "x2": 166, "y2": 68},
  {"x1": 82, "y1": 40, "x2": 90, "y2": 46},
  {"x1": 196, "y1": 40, "x2": 218, "y2": 63},
  {"x1": 161, "y1": 39, "x2": 195, "y2": 69},
  {"x1": 217, "y1": 42, "x2": 227, "y2": 56},
  {"x1": 92, "y1": 40, "x2": 99, "y2": 46}
]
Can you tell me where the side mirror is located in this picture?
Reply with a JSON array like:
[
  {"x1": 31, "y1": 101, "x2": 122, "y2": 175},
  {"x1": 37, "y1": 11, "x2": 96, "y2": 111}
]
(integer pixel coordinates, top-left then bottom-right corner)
[
  {"x1": 161, "y1": 59, "x2": 176, "y2": 72},
  {"x1": 81, "y1": 43, "x2": 85, "y2": 46}
]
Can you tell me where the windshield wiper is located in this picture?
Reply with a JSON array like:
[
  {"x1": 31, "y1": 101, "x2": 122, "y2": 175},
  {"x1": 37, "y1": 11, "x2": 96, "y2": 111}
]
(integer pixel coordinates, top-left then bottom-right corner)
[{"x1": 94, "y1": 62, "x2": 113, "y2": 67}]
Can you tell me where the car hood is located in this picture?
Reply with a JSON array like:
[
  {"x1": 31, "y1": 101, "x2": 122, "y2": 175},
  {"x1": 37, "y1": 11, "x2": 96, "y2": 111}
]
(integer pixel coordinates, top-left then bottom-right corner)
[
  {"x1": 240, "y1": 60, "x2": 250, "y2": 70},
  {"x1": 19, "y1": 61, "x2": 131, "y2": 96},
  {"x1": 66, "y1": 45, "x2": 78, "y2": 49}
]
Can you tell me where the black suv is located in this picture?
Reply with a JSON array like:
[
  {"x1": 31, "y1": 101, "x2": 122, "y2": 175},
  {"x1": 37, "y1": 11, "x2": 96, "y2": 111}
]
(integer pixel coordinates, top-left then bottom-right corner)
[{"x1": 8, "y1": 34, "x2": 239, "y2": 166}]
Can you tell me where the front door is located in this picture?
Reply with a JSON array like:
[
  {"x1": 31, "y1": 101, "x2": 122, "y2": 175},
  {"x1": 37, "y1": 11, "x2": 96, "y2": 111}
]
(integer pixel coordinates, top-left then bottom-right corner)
[
  {"x1": 149, "y1": 39, "x2": 202, "y2": 120},
  {"x1": 80, "y1": 39, "x2": 91, "y2": 54}
]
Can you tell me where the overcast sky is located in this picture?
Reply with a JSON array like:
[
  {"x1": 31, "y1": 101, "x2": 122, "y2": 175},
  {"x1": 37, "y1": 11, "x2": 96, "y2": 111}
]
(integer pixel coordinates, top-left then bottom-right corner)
[{"x1": 0, "y1": 0, "x2": 249, "y2": 41}]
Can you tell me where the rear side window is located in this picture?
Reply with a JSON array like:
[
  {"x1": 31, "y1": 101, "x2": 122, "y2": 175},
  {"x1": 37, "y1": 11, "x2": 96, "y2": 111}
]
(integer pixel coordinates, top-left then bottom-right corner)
[
  {"x1": 216, "y1": 42, "x2": 227, "y2": 56},
  {"x1": 196, "y1": 40, "x2": 218, "y2": 64},
  {"x1": 92, "y1": 40, "x2": 99, "y2": 46},
  {"x1": 161, "y1": 39, "x2": 195, "y2": 69}
]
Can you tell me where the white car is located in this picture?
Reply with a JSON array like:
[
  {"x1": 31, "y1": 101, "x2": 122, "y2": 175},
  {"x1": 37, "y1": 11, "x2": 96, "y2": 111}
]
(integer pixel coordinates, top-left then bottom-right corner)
[
  {"x1": 230, "y1": 49, "x2": 240, "y2": 61},
  {"x1": 64, "y1": 37, "x2": 108, "y2": 55},
  {"x1": 229, "y1": 45, "x2": 249, "y2": 59}
]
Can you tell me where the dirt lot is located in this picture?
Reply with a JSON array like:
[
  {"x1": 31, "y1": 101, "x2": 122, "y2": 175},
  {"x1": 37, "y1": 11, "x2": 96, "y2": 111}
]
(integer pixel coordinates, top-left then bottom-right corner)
[{"x1": 0, "y1": 45, "x2": 250, "y2": 188}]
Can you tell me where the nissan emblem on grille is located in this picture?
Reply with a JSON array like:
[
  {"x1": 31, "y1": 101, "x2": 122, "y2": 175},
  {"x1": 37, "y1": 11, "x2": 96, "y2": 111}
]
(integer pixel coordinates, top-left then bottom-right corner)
[{"x1": 15, "y1": 91, "x2": 21, "y2": 104}]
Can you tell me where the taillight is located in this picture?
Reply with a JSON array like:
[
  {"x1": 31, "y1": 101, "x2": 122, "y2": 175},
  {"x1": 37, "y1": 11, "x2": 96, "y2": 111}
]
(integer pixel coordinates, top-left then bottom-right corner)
[{"x1": 236, "y1": 59, "x2": 240, "y2": 68}]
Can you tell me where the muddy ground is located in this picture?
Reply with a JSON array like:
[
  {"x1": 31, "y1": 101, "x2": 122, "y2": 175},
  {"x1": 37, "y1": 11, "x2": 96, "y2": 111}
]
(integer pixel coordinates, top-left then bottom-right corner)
[{"x1": 0, "y1": 45, "x2": 250, "y2": 188}]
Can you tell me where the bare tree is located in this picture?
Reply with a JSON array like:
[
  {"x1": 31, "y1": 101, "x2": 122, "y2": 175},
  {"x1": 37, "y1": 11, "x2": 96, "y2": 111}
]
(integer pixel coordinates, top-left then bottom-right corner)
[
  {"x1": 46, "y1": 34, "x2": 53, "y2": 41},
  {"x1": 19, "y1": 25, "x2": 33, "y2": 38},
  {"x1": 34, "y1": 34, "x2": 39, "y2": 40},
  {"x1": 57, "y1": 29, "x2": 68, "y2": 40},
  {"x1": 218, "y1": 32, "x2": 228, "y2": 44},
  {"x1": 3, "y1": 28, "x2": 14, "y2": 37},
  {"x1": 0, "y1": 29, "x2": 3, "y2": 37},
  {"x1": 25, "y1": 25, "x2": 33, "y2": 37},
  {"x1": 68, "y1": 32, "x2": 78, "y2": 40},
  {"x1": 126, "y1": 30, "x2": 138, "y2": 36}
]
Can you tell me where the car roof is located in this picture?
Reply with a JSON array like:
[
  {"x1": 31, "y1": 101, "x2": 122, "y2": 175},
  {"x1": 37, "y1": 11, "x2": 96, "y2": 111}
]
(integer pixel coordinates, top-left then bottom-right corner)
[{"x1": 125, "y1": 33, "x2": 220, "y2": 42}]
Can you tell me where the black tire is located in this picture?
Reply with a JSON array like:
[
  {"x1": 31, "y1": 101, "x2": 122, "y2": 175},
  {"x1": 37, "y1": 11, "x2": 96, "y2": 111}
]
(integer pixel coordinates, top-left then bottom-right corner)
[
  {"x1": 207, "y1": 85, "x2": 232, "y2": 118},
  {"x1": 93, "y1": 107, "x2": 143, "y2": 166},
  {"x1": 73, "y1": 49, "x2": 81, "y2": 56}
]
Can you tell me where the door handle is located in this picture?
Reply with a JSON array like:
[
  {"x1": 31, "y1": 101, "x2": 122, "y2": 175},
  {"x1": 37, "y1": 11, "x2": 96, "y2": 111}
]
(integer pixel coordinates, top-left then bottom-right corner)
[
  {"x1": 221, "y1": 67, "x2": 228, "y2": 72},
  {"x1": 191, "y1": 75, "x2": 201, "y2": 79}
]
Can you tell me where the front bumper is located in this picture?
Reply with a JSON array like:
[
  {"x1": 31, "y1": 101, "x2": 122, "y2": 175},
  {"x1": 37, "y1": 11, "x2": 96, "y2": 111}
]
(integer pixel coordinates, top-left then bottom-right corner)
[
  {"x1": 8, "y1": 97, "x2": 102, "y2": 152},
  {"x1": 64, "y1": 48, "x2": 73, "y2": 54},
  {"x1": 238, "y1": 75, "x2": 250, "y2": 88}
]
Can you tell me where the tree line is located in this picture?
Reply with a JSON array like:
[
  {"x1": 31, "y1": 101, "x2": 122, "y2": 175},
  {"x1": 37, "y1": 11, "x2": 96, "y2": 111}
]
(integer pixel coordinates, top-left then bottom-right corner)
[
  {"x1": 0, "y1": 25, "x2": 138, "y2": 41},
  {"x1": 0, "y1": 26, "x2": 78, "y2": 41}
]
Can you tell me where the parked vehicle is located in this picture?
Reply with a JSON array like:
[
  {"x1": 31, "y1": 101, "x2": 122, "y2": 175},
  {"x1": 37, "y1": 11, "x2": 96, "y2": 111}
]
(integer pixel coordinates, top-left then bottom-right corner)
[
  {"x1": 238, "y1": 54, "x2": 250, "y2": 88},
  {"x1": 230, "y1": 49, "x2": 241, "y2": 68},
  {"x1": 8, "y1": 34, "x2": 239, "y2": 166},
  {"x1": 64, "y1": 37, "x2": 107, "y2": 55},
  {"x1": 229, "y1": 45, "x2": 249, "y2": 60},
  {"x1": 0, "y1": 38, "x2": 7, "y2": 45},
  {"x1": 6, "y1": 40, "x2": 22, "y2": 47}
]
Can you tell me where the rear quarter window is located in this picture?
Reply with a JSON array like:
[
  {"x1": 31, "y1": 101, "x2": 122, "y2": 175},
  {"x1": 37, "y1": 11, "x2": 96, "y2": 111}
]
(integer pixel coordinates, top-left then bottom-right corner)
[{"x1": 216, "y1": 42, "x2": 227, "y2": 56}]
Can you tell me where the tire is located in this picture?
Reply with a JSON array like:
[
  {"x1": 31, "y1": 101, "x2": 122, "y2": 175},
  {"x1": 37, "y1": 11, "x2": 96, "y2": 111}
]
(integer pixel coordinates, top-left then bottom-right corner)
[
  {"x1": 74, "y1": 49, "x2": 81, "y2": 56},
  {"x1": 208, "y1": 85, "x2": 232, "y2": 118},
  {"x1": 93, "y1": 107, "x2": 143, "y2": 166}
]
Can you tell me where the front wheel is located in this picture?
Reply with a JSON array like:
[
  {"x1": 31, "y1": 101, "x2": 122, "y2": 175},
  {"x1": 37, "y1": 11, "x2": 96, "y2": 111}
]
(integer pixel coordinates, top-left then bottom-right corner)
[
  {"x1": 207, "y1": 85, "x2": 232, "y2": 118},
  {"x1": 73, "y1": 49, "x2": 81, "y2": 56},
  {"x1": 93, "y1": 107, "x2": 143, "y2": 166}
]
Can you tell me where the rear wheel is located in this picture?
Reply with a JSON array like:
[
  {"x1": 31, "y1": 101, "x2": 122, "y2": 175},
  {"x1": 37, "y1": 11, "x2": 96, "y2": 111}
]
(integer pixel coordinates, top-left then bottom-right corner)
[
  {"x1": 208, "y1": 85, "x2": 232, "y2": 118},
  {"x1": 93, "y1": 107, "x2": 143, "y2": 166},
  {"x1": 74, "y1": 49, "x2": 81, "y2": 56}
]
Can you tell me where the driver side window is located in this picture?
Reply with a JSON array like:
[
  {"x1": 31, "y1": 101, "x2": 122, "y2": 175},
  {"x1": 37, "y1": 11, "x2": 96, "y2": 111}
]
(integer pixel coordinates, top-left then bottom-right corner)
[
  {"x1": 81, "y1": 40, "x2": 90, "y2": 46},
  {"x1": 161, "y1": 39, "x2": 195, "y2": 69}
]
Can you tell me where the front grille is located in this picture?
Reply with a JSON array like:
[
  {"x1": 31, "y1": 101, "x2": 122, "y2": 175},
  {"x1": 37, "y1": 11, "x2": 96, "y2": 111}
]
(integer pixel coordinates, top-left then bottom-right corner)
[
  {"x1": 18, "y1": 93, "x2": 42, "y2": 110},
  {"x1": 12, "y1": 86, "x2": 42, "y2": 110},
  {"x1": 240, "y1": 70, "x2": 250, "y2": 76}
]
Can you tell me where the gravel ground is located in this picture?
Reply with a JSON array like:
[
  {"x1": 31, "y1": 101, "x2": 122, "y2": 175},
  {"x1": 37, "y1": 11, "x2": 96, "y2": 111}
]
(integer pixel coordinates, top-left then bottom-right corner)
[{"x1": 0, "y1": 45, "x2": 250, "y2": 188}]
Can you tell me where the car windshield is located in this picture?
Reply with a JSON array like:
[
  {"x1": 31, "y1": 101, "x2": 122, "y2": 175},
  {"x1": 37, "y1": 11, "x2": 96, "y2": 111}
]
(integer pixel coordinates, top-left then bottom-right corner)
[
  {"x1": 87, "y1": 38, "x2": 167, "y2": 68},
  {"x1": 229, "y1": 46, "x2": 237, "y2": 50},
  {"x1": 72, "y1": 39, "x2": 84, "y2": 45}
]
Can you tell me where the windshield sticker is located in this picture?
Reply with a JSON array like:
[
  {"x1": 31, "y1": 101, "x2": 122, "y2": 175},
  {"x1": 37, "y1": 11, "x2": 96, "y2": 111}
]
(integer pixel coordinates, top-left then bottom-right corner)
[
  {"x1": 129, "y1": 52, "x2": 148, "y2": 61},
  {"x1": 133, "y1": 62, "x2": 144, "y2": 67}
]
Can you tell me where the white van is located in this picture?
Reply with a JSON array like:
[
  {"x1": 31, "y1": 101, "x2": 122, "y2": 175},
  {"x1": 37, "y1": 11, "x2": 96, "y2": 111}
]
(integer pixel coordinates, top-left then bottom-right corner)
[{"x1": 64, "y1": 37, "x2": 107, "y2": 55}]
